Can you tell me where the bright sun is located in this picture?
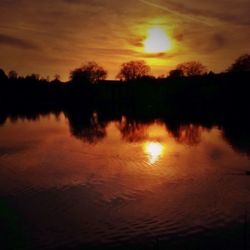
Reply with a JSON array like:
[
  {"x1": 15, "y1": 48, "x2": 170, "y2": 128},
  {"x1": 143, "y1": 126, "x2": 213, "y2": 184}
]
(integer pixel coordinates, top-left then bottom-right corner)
[{"x1": 144, "y1": 27, "x2": 171, "y2": 53}]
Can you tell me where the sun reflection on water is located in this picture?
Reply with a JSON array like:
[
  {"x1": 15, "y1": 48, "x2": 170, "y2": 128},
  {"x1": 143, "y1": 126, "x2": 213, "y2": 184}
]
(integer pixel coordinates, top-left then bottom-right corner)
[{"x1": 144, "y1": 141, "x2": 164, "y2": 165}]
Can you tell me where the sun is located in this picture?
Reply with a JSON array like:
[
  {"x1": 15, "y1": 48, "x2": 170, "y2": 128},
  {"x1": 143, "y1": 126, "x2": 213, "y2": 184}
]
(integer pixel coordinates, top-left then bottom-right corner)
[{"x1": 144, "y1": 27, "x2": 172, "y2": 53}]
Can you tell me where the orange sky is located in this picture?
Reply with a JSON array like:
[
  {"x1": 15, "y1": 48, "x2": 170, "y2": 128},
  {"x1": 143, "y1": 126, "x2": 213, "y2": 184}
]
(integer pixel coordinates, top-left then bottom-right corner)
[{"x1": 0, "y1": 0, "x2": 250, "y2": 80}]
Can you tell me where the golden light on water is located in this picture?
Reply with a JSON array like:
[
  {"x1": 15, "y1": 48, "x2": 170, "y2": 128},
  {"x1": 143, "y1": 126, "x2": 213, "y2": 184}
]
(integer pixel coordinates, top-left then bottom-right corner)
[
  {"x1": 144, "y1": 141, "x2": 164, "y2": 164},
  {"x1": 144, "y1": 27, "x2": 172, "y2": 53}
]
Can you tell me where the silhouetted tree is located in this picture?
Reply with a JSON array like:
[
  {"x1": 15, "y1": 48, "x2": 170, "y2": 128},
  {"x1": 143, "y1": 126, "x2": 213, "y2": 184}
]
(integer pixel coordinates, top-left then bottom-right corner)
[
  {"x1": 0, "y1": 68, "x2": 8, "y2": 82},
  {"x1": 168, "y1": 69, "x2": 184, "y2": 78},
  {"x1": 227, "y1": 54, "x2": 250, "y2": 72},
  {"x1": 8, "y1": 70, "x2": 18, "y2": 80},
  {"x1": 40, "y1": 76, "x2": 50, "y2": 82},
  {"x1": 116, "y1": 60, "x2": 151, "y2": 81},
  {"x1": 54, "y1": 74, "x2": 60, "y2": 81},
  {"x1": 176, "y1": 61, "x2": 207, "y2": 76},
  {"x1": 51, "y1": 74, "x2": 61, "y2": 84},
  {"x1": 157, "y1": 75, "x2": 166, "y2": 79},
  {"x1": 25, "y1": 73, "x2": 40, "y2": 81},
  {"x1": 70, "y1": 61, "x2": 107, "y2": 84},
  {"x1": 208, "y1": 71, "x2": 215, "y2": 76}
]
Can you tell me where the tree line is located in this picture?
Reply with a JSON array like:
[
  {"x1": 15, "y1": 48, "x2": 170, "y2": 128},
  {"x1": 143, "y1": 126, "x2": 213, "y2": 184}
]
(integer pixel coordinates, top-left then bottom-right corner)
[{"x1": 1, "y1": 53, "x2": 250, "y2": 85}]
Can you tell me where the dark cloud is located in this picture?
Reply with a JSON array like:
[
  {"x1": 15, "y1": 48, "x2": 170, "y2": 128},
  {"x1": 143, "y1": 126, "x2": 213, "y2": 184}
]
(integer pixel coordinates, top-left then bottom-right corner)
[
  {"x1": 179, "y1": 31, "x2": 227, "y2": 53},
  {"x1": 142, "y1": 52, "x2": 166, "y2": 58},
  {"x1": 0, "y1": 34, "x2": 39, "y2": 50},
  {"x1": 173, "y1": 33, "x2": 184, "y2": 42},
  {"x1": 211, "y1": 34, "x2": 227, "y2": 49},
  {"x1": 128, "y1": 37, "x2": 145, "y2": 47},
  {"x1": 195, "y1": 33, "x2": 228, "y2": 53},
  {"x1": 196, "y1": 33, "x2": 228, "y2": 53}
]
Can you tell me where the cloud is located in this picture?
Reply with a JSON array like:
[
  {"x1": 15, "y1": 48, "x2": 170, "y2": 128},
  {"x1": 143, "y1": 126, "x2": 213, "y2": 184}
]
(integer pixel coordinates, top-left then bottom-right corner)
[
  {"x1": 211, "y1": 34, "x2": 227, "y2": 49},
  {"x1": 0, "y1": 34, "x2": 39, "y2": 50},
  {"x1": 138, "y1": 0, "x2": 212, "y2": 25},
  {"x1": 194, "y1": 33, "x2": 228, "y2": 53},
  {"x1": 0, "y1": 0, "x2": 250, "y2": 78},
  {"x1": 127, "y1": 37, "x2": 145, "y2": 47},
  {"x1": 142, "y1": 52, "x2": 180, "y2": 59},
  {"x1": 173, "y1": 30, "x2": 228, "y2": 54},
  {"x1": 138, "y1": 0, "x2": 250, "y2": 26}
]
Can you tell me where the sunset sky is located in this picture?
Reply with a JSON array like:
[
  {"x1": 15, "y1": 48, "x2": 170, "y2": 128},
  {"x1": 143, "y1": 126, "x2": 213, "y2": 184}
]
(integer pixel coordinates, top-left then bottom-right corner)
[{"x1": 0, "y1": 0, "x2": 250, "y2": 80}]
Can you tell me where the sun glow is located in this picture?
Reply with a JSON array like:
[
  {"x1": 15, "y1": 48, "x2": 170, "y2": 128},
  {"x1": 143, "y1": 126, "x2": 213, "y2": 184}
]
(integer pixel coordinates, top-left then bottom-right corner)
[
  {"x1": 144, "y1": 141, "x2": 164, "y2": 164},
  {"x1": 144, "y1": 27, "x2": 172, "y2": 53}
]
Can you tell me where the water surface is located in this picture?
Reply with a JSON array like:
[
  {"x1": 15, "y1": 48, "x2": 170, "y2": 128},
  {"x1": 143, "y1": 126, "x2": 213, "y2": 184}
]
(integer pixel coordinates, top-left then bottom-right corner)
[{"x1": 0, "y1": 112, "x2": 250, "y2": 250}]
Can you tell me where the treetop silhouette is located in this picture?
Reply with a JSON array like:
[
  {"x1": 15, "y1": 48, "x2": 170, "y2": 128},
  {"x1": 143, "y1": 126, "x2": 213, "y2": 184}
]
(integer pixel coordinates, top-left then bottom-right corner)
[
  {"x1": 176, "y1": 61, "x2": 207, "y2": 77},
  {"x1": 116, "y1": 60, "x2": 151, "y2": 81},
  {"x1": 0, "y1": 68, "x2": 8, "y2": 83},
  {"x1": 227, "y1": 54, "x2": 250, "y2": 72},
  {"x1": 70, "y1": 61, "x2": 107, "y2": 84}
]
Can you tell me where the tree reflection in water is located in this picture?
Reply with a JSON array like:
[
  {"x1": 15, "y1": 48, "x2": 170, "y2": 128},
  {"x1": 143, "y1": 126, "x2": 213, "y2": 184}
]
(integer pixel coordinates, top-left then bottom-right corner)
[
  {"x1": 167, "y1": 124, "x2": 205, "y2": 146},
  {"x1": 117, "y1": 116, "x2": 149, "y2": 143},
  {"x1": 65, "y1": 110, "x2": 108, "y2": 144},
  {"x1": 0, "y1": 107, "x2": 249, "y2": 157}
]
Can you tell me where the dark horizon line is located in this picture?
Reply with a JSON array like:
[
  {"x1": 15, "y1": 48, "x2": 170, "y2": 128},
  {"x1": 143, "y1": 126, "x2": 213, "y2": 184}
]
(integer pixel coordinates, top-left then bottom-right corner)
[{"x1": 1, "y1": 68, "x2": 249, "y2": 84}]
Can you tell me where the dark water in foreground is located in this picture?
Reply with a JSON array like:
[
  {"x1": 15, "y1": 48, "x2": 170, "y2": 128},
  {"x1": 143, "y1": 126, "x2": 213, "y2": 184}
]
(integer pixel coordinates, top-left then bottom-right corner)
[{"x1": 0, "y1": 112, "x2": 250, "y2": 250}]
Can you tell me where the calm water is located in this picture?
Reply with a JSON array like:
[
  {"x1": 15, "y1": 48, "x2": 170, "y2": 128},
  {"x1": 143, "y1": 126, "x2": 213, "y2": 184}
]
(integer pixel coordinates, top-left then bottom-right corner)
[{"x1": 0, "y1": 112, "x2": 250, "y2": 250}]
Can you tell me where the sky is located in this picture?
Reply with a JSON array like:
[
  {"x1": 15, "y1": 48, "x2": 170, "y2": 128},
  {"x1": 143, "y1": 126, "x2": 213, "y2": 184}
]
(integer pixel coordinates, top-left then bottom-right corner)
[{"x1": 0, "y1": 0, "x2": 250, "y2": 80}]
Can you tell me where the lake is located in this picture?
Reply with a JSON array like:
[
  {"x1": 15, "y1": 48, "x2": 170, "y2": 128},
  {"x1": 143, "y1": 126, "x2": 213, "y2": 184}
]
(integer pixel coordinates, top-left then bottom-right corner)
[{"x1": 0, "y1": 111, "x2": 250, "y2": 250}]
